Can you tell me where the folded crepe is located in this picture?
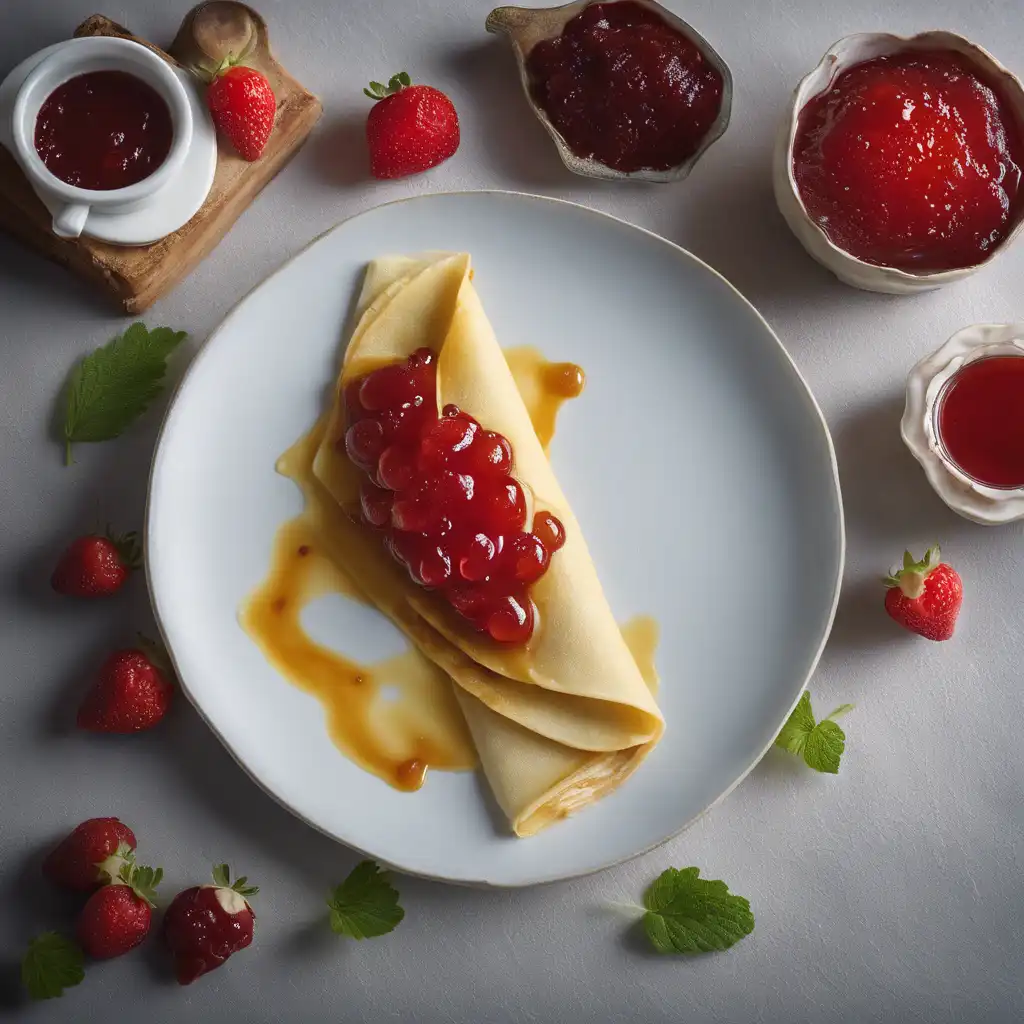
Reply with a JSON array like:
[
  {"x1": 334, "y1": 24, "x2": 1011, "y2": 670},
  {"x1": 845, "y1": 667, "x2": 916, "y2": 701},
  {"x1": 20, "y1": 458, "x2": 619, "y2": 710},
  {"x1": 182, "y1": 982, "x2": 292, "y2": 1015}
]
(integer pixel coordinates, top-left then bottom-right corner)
[{"x1": 312, "y1": 252, "x2": 664, "y2": 836}]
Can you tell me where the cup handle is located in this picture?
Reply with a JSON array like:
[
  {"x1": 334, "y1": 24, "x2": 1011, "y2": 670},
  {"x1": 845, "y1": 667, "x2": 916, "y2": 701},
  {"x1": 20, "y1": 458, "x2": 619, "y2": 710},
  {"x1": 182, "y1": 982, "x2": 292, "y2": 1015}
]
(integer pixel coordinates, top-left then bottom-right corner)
[{"x1": 52, "y1": 203, "x2": 90, "y2": 239}]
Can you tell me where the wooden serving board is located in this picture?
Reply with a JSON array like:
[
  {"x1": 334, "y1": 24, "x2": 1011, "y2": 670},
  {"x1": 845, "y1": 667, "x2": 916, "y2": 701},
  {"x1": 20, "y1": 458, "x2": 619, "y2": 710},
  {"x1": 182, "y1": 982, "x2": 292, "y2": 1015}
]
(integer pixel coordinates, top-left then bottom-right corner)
[{"x1": 0, "y1": 3, "x2": 322, "y2": 312}]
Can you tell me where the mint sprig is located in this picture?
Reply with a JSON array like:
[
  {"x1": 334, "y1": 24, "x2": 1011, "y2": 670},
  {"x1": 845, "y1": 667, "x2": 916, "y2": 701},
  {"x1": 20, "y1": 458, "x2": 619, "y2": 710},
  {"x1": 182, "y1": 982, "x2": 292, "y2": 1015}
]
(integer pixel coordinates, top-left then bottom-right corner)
[
  {"x1": 327, "y1": 860, "x2": 404, "y2": 939},
  {"x1": 640, "y1": 868, "x2": 754, "y2": 954},
  {"x1": 60, "y1": 322, "x2": 187, "y2": 464},
  {"x1": 775, "y1": 691, "x2": 853, "y2": 773},
  {"x1": 21, "y1": 932, "x2": 85, "y2": 1000}
]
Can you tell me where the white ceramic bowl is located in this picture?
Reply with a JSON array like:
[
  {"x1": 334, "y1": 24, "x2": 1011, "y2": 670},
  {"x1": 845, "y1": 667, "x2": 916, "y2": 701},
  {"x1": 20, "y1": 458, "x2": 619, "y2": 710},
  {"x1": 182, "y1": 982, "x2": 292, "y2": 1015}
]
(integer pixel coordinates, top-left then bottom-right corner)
[
  {"x1": 10, "y1": 36, "x2": 193, "y2": 239},
  {"x1": 902, "y1": 322, "x2": 1024, "y2": 524},
  {"x1": 486, "y1": 0, "x2": 732, "y2": 183},
  {"x1": 773, "y1": 32, "x2": 1024, "y2": 294}
]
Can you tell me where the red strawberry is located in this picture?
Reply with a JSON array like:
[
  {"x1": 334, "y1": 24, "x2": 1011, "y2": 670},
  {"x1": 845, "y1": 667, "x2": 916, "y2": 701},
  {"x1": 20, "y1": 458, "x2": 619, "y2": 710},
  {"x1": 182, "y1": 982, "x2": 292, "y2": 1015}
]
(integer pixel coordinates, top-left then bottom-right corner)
[
  {"x1": 51, "y1": 531, "x2": 140, "y2": 598},
  {"x1": 43, "y1": 818, "x2": 137, "y2": 891},
  {"x1": 365, "y1": 72, "x2": 460, "y2": 179},
  {"x1": 77, "y1": 644, "x2": 173, "y2": 733},
  {"x1": 206, "y1": 61, "x2": 276, "y2": 161},
  {"x1": 163, "y1": 865, "x2": 257, "y2": 985},
  {"x1": 77, "y1": 856, "x2": 162, "y2": 959},
  {"x1": 884, "y1": 545, "x2": 963, "y2": 641}
]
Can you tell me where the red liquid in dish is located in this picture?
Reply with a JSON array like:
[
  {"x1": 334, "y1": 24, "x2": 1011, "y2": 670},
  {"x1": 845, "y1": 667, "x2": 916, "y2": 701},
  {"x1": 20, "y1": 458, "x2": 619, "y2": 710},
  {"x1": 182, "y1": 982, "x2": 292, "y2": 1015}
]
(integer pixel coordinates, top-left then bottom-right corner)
[
  {"x1": 793, "y1": 50, "x2": 1024, "y2": 271},
  {"x1": 35, "y1": 70, "x2": 173, "y2": 191},
  {"x1": 937, "y1": 356, "x2": 1024, "y2": 487},
  {"x1": 343, "y1": 348, "x2": 566, "y2": 645},
  {"x1": 525, "y1": 0, "x2": 723, "y2": 173}
]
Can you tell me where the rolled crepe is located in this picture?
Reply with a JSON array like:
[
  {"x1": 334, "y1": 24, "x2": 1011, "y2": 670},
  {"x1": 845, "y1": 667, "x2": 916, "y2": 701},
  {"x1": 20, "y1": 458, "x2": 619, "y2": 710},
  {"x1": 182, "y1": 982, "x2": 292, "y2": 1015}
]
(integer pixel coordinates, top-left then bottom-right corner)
[{"x1": 313, "y1": 253, "x2": 664, "y2": 835}]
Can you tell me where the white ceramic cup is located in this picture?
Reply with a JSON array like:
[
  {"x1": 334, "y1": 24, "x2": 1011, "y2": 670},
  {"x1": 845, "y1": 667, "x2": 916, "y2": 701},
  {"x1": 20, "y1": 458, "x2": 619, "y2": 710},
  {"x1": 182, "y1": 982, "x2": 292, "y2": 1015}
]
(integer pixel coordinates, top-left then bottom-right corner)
[{"x1": 10, "y1": 36, "x2": 193, "y2": 239}]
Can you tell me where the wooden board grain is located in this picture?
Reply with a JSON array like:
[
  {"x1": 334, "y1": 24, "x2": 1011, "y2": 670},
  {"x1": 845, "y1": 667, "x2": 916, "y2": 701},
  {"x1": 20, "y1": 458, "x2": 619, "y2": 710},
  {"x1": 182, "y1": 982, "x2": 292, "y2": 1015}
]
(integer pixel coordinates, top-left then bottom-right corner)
[{"x1": 0, "y1": 4, "x2": 322, "y2": 312}]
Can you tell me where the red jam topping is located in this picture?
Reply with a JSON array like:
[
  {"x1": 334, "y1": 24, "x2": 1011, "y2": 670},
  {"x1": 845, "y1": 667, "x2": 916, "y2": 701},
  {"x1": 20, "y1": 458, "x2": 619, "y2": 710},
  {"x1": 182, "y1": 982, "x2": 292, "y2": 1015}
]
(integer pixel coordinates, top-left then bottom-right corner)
[
  {"x1": 343, "y1": 349, "x2": 566, "y2": 645},
  {"x1": 936, "y1": 355, "x2": 1024, "y2": 488},
  {"x1": 793, "y1": 50, "x2": 1024, "y2": 271},
  {"x1": 525, "y1": 0, "x2": 724, "y2": 173},
  {"x1": 34, "y1": 71, "x2": 173, "y2": 191}
]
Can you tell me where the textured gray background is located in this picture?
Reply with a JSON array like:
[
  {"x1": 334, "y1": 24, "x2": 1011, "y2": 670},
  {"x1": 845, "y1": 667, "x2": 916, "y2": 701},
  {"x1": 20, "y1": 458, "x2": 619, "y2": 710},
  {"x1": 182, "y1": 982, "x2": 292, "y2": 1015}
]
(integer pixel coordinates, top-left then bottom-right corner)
[{"x1": 2, "y1": 1, "x2": 1023, "y2": 1021}]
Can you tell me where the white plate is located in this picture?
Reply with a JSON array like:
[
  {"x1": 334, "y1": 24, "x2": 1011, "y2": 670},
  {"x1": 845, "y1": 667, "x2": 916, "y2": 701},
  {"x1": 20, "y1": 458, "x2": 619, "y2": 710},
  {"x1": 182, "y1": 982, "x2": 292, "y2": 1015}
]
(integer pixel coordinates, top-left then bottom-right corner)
[{"x1": 146, "y1": 191, "x2": 844, "y2": 887}]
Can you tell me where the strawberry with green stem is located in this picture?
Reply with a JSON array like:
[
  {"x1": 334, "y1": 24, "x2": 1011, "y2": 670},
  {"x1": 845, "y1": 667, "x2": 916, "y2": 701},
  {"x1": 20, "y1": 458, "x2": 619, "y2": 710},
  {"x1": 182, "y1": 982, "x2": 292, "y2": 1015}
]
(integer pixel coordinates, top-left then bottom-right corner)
[
  {"x1": 76, "y1": 853, "x2": 162, "y2": 959},
  {"x1": 364, "y1": 72, "x2": 460, "y2": 179},
  {"x1": 43, "y1": 817, "x2": 137, "y2": 891},
  {"x1": 202, "y1": 54, "x2": 276, "y2": 161},
  {"x1": 163, "y1": 864, "x2": 258, "y2": 984},
  {"x1": 884, "y1": 544, "x2": 963, "y2": 641},
  {"x1": 51, "y1": 529, "x2": 140, "y2": 598}
]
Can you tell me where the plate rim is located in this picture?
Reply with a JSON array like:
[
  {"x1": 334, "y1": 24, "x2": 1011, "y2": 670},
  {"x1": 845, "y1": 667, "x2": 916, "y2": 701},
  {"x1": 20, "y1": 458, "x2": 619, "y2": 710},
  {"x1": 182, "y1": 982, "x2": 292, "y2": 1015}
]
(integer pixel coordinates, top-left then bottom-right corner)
[{"x1": 145, "y1": 189, "x2": 846, "y2": 888}]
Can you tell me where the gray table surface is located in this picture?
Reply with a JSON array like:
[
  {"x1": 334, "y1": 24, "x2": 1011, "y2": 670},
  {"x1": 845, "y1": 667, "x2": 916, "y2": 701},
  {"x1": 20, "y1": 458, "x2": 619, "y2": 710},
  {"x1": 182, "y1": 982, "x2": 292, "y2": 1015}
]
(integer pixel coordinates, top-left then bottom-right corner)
[{"x1": 2, "y1": 1, "x2": 1023, "y2": 1021}]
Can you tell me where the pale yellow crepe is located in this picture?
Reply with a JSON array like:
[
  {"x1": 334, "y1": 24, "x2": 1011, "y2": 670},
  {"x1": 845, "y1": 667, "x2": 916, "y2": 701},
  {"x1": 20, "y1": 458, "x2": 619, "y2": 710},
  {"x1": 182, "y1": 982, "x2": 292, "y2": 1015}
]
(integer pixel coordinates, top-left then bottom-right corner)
[{"x1": 312, "y1": 253, "x2": 664, "y2": 835}]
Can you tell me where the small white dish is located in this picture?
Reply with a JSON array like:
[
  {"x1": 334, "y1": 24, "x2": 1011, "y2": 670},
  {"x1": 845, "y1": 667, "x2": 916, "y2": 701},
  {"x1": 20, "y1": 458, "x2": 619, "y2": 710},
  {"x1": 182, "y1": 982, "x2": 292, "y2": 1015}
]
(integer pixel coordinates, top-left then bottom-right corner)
[
  {"x1": 146, "y1": 191, "x2": 844, "y2": 886},
  {"x1": 0, "y1": 37, "x2": 217, "y2": 246},
  {"x1": 902, "y1": 322, "x2": 1024, "y2": 525},
  {"x1": 773, "y1": 32, "x2": 1024, "y2": 294},
  {"x1": 485, "y1": 0, "x2": 732, "y2": 184}
]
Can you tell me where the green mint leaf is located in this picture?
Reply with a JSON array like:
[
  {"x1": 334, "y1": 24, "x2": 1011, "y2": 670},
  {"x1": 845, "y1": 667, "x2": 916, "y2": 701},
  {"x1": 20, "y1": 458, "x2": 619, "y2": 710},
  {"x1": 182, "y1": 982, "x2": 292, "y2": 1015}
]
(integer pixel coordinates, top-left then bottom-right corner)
[
  {"x1": 774, "y1": 691, "x2": 852, "y2": 773},
  {"x1": 803, "y1": 719, "x2": 845, "y2": 774},
  {"x1": 641, "y1": 868, "x2": 754, "y2": 955},
  {"x1": 61, "y1": 322, "x2": 187, "y2": 464},
  {"x1": 21, "y1": 933, "x2": 85, "y2": 1000},
  {"x1": 774, "y1": 691, "x2": 816, "y2": 757},
  {"x1": 327, "y1": 860, "x2": 404, "y2": 940}
]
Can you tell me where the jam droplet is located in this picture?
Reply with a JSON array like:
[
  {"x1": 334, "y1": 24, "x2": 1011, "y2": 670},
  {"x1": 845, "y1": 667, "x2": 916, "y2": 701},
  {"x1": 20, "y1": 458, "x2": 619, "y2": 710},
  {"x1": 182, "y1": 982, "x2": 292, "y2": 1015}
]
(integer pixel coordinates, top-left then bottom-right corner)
[
  {"x1": 793, "y1": 49, "x2": 1024, "y2": 271},
  {"x1": 526, "y1": 0, "x2": 724, "y2": 173}
]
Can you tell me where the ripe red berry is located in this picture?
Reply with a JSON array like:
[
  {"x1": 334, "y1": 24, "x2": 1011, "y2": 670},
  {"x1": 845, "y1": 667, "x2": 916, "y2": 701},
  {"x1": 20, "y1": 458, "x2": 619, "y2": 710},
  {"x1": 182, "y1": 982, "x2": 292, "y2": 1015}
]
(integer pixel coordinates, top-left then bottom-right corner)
[
  {"x1": 77, "y1": 645, "x2": 173, "y2": 733},
  {"x1": 164, "y1": 865, "x2": 258, "y2": 985},
  {"x1": 76, "y1": 858, "x2": 162, "y2": 960},
  {"x1": 42, "y1": 818, "x2": 137, "y2": 891},
  {"x1": 364, "y1": 72, "x2": 459, "y2": 179},
  {"x1": 883, "y1": 545, "x2": 963, "y2": 641},
  {"x1": 51, "y1": 531, "x2": 139, "y2": 598},
  {"x1": 206, "y1": 63, "x2": 276, "y2": 161}
]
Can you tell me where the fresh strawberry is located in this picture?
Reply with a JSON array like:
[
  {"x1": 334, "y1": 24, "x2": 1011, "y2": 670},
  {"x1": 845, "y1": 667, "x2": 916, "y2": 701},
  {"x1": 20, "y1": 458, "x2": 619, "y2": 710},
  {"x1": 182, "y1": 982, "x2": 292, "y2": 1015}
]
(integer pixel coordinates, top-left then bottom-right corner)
[
  {"x1": 884, "y1": 545, "x2": 963, "y2": 641},
  {"x1": 77, "y1": 643, "x2": 173, "y2": 733},
  {"x1": 76, "y1": 856, "x2": 162, "y2": 959},
  {"x1": 206, "y1": 61, "x2": 276, "y2": 161},
  {"x1": 42, "y1": 818, "x2": 137, "y2": 892},
  {"x1": 51, "y1": 530, "x2": 140, "y2": 598},
  {"x1": 163, "y1": 865, "x2": 258, "y2": 985},
  {"x1": 364, "y1": 72, "x2": 460, "y2": 179}
]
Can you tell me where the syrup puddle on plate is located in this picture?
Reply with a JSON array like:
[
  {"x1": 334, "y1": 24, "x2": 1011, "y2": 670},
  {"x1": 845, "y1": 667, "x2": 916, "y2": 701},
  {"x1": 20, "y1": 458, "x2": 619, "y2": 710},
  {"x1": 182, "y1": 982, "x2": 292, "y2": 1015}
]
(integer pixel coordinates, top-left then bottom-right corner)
[{"x1": 241, "y1": 347, "x2": 658, "y2": 791}]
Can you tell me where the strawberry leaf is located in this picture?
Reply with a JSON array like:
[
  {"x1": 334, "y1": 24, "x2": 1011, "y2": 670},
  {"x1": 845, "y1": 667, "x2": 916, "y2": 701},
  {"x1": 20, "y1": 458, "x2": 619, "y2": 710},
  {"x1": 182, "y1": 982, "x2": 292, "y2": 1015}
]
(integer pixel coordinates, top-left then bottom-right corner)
[
  {"x1": 119, "y1": 861, "x2": 162, "y2": 907},
  {"x1": 212, "y1": 863, "x2": 259, "y2": 897},
  {"x1": 21, "y1": 933, "x2": 85, "y2": 1000},
  {"x1": 327, "y1": 860, "x2": 404, "y2": 939},
  {"x1": 61, "y1": 322, "x2": 187, "y2": 465}
]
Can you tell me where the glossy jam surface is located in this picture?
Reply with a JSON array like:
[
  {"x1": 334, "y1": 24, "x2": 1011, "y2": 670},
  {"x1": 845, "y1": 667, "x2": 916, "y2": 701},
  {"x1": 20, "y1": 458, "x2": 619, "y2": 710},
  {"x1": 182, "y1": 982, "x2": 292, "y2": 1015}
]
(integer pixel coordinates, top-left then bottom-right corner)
[
  {"x1": 343, "y1": 349, "x2": 566, "y2": 645},
  {"x1": 525, "y1": 0, "x2": 723, "y2": 173},
  {"x1": 793, "y1": 50, "x2": 1024, "y2": 271},
  {"x1": 937, "y1": 355, "x2": 1024, "y2": 487},
  {"x1": 35, "y1": 71, "x2": 173, "y2": 190}
]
